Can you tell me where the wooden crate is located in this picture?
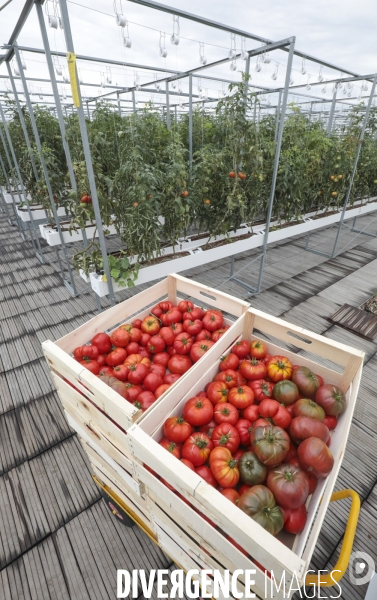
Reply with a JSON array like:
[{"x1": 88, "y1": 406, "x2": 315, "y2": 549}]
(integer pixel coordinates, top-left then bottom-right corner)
[
  {"x1": 42, "y1": 274, "x2": 249, "y2": 433},
  {"x1": 127, "y1": 308, "x2": 364, "y2": 598}
]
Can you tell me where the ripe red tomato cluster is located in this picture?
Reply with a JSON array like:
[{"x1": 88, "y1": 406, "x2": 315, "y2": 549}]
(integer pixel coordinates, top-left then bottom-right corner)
[
  {"x1": 159, "y1": 338, "x2": 346, "y2": 543},
  {"x1": 72, "y1": 301, "x2": 228, "y2": 413}
]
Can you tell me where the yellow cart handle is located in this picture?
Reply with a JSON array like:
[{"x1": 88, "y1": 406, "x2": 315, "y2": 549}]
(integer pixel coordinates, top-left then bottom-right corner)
[{"x1": 305, "y1": 489, "x2": 360, "y2": 588}]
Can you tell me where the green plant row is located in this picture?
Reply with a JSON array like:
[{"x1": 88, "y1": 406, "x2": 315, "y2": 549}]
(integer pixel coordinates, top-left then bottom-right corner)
[{"x1": 1, "y1": 75, "x2": 377, "y2": 288}]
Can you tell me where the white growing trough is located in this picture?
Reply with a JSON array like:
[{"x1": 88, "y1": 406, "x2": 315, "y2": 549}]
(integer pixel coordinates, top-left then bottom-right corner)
[
  {"x1": 16, "y1": 204, "x2": 68, "y2": 222},
  {"x1": 39, "y1": 221, "x2": 117, "y2": 245},
  {"x1": 83, "y1": 199, "x2": 377, "y2": 297}
]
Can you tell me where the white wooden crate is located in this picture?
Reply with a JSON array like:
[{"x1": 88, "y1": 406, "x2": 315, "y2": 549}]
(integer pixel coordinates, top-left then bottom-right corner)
[
  {"x1": 43, "y1": 274, "x2": 249, "y2": 433},
  {"x1": 126, "y1": 308, "x2": 364, "y2": 598}
]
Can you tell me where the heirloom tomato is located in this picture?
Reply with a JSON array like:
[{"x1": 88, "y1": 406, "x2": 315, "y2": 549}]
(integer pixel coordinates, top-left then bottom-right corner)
[
  {"x1": 125, "y1": 342, "x2": 140, "y2": 355},
  {"x1": 258, "y1": 399, "x2": 292, "y2": 430},
  {"x1": 141, "y1": 316, "x2": 160, "y2": 335},
  {"x1": 202, "y1": 310, "x2": 224, "y2": 332},
  {"x1": 238, "y1": 451, "x2": 268, "y2": 486},
  {"x1": 183, "y1": 307, "x2": 204, "y2": 321},
  {"x1": 235, "y1": 419, "x2": 253, "y2": 445},
  {"x1": 195, "y1": 329, "x2": 212, "y2": 342},
  {"x1": 209, "y1": 447, "x2": 240, "y2": 488},
  {"x1": 228, "y1": 385, "x2": 254, "y2": 410},
  {"x1": 106, "y1": 347, "x2": 127, "y2": 367},
  {"x1": 168, "y1": 355, "x2": 192, "y2": 374},
  {"x1": 250, "y1": 379, "x2": 274, "y2": 403},
  {"x1": 243, "y1": 404, "x2": 260, "y2": 424},
  {"x1": 164, "y1": 373, "x2": 181, "y2": 385},
  {"x1": 219, "y1": 353, "x2": 239, "y2": 371},
  {"x1": 267, "y1": 464, "x2": 309, "y2": 509},
  {"x1": 250, "y1": 339, "x2": 267, "y2": 360},
  {"x1": 221, "y1": 489, "x2": 240, "y2": 503},
  {"x1": 110, "y1": 328, "x2": 130, "y2": 348},
  {"x1": 183, "y1": 319, "x2": 203, "y2": 335},
  {"x1": 170, "y1": 322, "x2": 184, "y2": 335},
  {"x1": 182, "y1": 432, "x2": 213, "y2": 466},
  {"x1": 289, "y1": 416, "x2": 329, "y2": 445},
  {"x1": 79, "y1": 359, "x2": 100, "y2": 375},
  {"x1": 214, "y1": 369, "x2": 238, "y2": 389},
  {"x1": 231, "y1": 340, "x2": 250, "y2": 359},
  {"x1": 293, "y1": 399, "x2": 325, "y2": 421},
  {"x1": 181, "y1": 458, "x2": 195, "y2": 470},
  {"x1": 74, "y1": 345, "x2": 99, "y2": 361},
  {"x1": 190, "y1": 341, "x2": 214, "y2": 363},
  {"x1": 121, "y1": 325, "x2": 142, "y2": 343},
  {"x1": 195, "y1": 465, "x2": 217, "y2": 487},
  {"x1": 183, "y1": 397, "x2": 213, "y2": 426},
  {"x1": 250, "y1": 425, "x2": 290, "y2": 467},
  {"x1": 198, "y1": 418, "x2": 217, "y2": 438},
  {"x1": 207, "y1": 381, "x2": 229, "y2": 404},
  {"x1": 238, "y1": 485, "x2": 284, "y2": 536},
  {"x1": 127, "y1": 363, "x2": 149, "y2": 384},
  {"x1": 174, "y1": 332, "x2": 193, "y2": 355},
  {"x1": 288, "y1": 458, "x2": 318, "y2": 495},
  {"x1": 147, "y1": 335, "x2": 166, "y2": 354},
  {"x1": 112, "y1": 365, "x2": 129, "y2": 381},
  {"x1": 149, "y1": 363, "x2": 166, "y2": 378},
  {"x1": 240, "y1": 358, "x2": 267, "y2": 381},
  {"x1": 178, "y1": 300, "x2": 193, "y2": 313},
  {"x1": 153, "y1": 352, "x2": 170, "y2": 367},
  {"x1": 160, "y1": 308, "x2": 183, "y2": 326},
  {"x1": 267, "y1": 356, "x2": 293, "y2": 382},
  {"x1": 281, "y1": 505, "x2": 307, "y2": 534},
  {"x1": 323, "y1": 415, "x2": 338, "y2": 430},
  {"x1": 159, "y1": 327, "x2": 175, "y2": 346},
  {"x1": 164, "y1": 416, "x2": 193, "y2": 443},
  {"x1": 292, "y1": 367, "x2": 321, "y2": 398},
  {"x1": 212, "y1": 423, "x2": 240, "y2": 453},
  {"x1": 159, "y1": 436, "x2": 182, "y2": 458},
  {"x1": 272, "y1": 380, "x2": 299, "y2": 405},
  {"x1": 134, "y1": 391, "x2": 156, "y2": 412},
  {"x1": 155, "y1": 384, "x2": 171, "y2": 398},
  {"x1": 99, "y1": 366, "x2": 114, "y2": 377},
  {"x1": 315, "y1": 384, "x2": 346, "y2": 416},
  {"x1": 143, "y1": 373, "x2": 163, "y2": 392},
  {"x1": 212, "y1": 327, "x2": 229, "y2": 342},
  {"x1": 98, "y1": 375, "x2": 129, "y2": 398},
  {"x1": 125, "y1": 383, "x2": 142, "y2": 402},
  {"x1": 91, "y1": 332, "x2": 112, "y2": 354},
  {"x1": 298, "y1": 437, "x2": 334, "y2": 478},
  {"x1": 213, "y1": 402, "x2": 239, "y2": 425}
]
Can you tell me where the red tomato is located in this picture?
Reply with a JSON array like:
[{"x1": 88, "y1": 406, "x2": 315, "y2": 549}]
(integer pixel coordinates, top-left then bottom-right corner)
[
  {"x1": 99, "y1": 366, "x2": 114, "y2": 377},
  {"x1": 228, "y1": 385, "x2": 254, "y2": 410},
  {"x1": 112, "y1": 364, "x2": 129, "y2": 381},
  {"x1": 174, "y1": 332, "x2": 194, "y2": 355},
  {"x1": 250, "y1": 379, "x2": 274, "y2": 403},
  {"x1": 133, "y1": 319, "x2": 142, "y2": 329},
  {"x1": 151, "y1": 305, "x2": 162, "y2": 318},
  {"x1": 147, "y1": 335, "x2": 166, "y2": 354},
  {"x1": 128, "y1": 363, "x2": 149, "y2": 384},
  {"x1": 196, "y1": 329, "x2": 212, "y2": 342},
  {"x1": 212, "y1": 423, "x2": 240, "y2": 453},
  {"x1": 159, "y1": 327, "x2": 175, "y2": 346},
  {"x1": 285, "y1": 442, "x2": 298, "y2": 462},
  {"x1": 259, "y1": 399, "x2": 292, "y2": 430},
  {"x1": 120, "y1": 325, "x2": 142, "y2": 343},
  {"x1": 183, "y1": 396, "x2": 214, "y2": 426},
  {"x1": 125, "y1": 342, "x2": 140, "y2": 355},
  {"x1": 289, "y1": 416, "x2": 330, "y2": 445},
  {"x1": 235, "y1": 419, "x2": 253, "y2": 445},
  {"x1": 139, "y1": 346, "x2": 151, "y2": 359},
  {"x1": 292, "y1": 367, "x2": 321, "y2": 398},
  {"x1": 238, "y1": 483, "x2": 251, "y2": 495},
  {"x1": 195, "y1": 465, "x2": 217, "y2": 487},
  {"x1": 182, "y1": 432, "x2": 213, "y2": 466},
  {"x1": 168, "y1": 354, "x2": 192, "y2": 375},
  {"x1": 183, "y1": 307, "x2": 204, "y2": 321},
  {"x1": 110, "y1": 328, "x2": 130, "y2": 348},
  {"x1": 79, "y1": 359, "x2": 100, "y2": 374},
  {"x1": 181, "y1": 458, "x2": 195, "y2": 470},
  {"x1": 202, "y1": 310, "x2": 224, "y2": 332},
  {"x1": 235, "y1": 371, "x2": 247, "y2": 387},
  {"x1": 177, "y1": 300, "x2": 194, "y2": 313},
  {"x1": 197, "y1": 391, "x2": 207, "y2": 398},
  {"x1": 288, "y1": 457, "x2": 318, "y2": 495},
  {"x1": 159, "y1": 436, "x2": 182, "y2": 458},
  {"x1": 220, "y1": 353, "x2": 239, "y2": 372},
  {"x1": 250, "y1": 339, "x2": 267, "y2": 359},
  {"x1": 281, "y1": 505, "x2": 307, "y2": 534},
  {"x1": 106, "y1": 347, "x2": 127, "y2": 367},
  {"x1": 150, "y1": 363, "x2": 166, "y2": 378},
  {"x1": 167, "y1": 346, "x2": 177, "y2": 357},
  {"x1": 153, "y1": 352, "x2": 170, "y2": 367},
  {"x1": 324, "y1": 415, "x2": 338, "y2": 430},
  {"x1": 125, "y1": 383, "x2": 142, "y2": 402},
  {"x1": 212, "y1": 327, "x2": 229, "y2": 342},
  {"x1": 164, "y1": 373, "x2": 181, "y2": 385},
  {"x1": 240, "y1": 358, "x2": 267, "y2": 381},
  {"x1": 183, "y1": 319, "x2": 203, "y2": 336},
  {"x1": 316, "y1": 374, "x2": 324, "y2": 387},
  {"x1": 209, "y1": 446, "x2": 239, "y2": 488},
  {"x1": 231, "y1": 340, "x2": 250, "y2": 359},
  {"x1": 159, "y1": 301, "x2": 174, "y2": 312},
  {"x1": 74, "y1": 345, "x2": 99, "y2": 361},
  {"x1": 243, "y1": 404, "x2": 260, "y2": 423},
  {"x1": 213, "y1": 402, "x2": 239, "y2": 425},
  {"x1": 315, "y1": 384, "x2": 346, "y2": 416},
  {"x1": 141, "y1": 316, "x2": 160, "y2": 335},
  {"x1": 214, "y1": 369, "x2": 238, "y2": 389},
  {"x1": 221, "y1": 489, "x2": 240, "y2": 503},
  {"x1": 267, "y1": 464, "x2": 309, "y2": 509},
  {"x1": 170, "y1": 322, "x2": 184, "y2": 336},
  {"x1": 91, "y1": 332, "x2": 112, "y2": 354},
  {"x1": 249, "y1": 425, "x2": 290, "y2": 467},
  {"x1": 233, "y1": 448, "x2": 246, "y2": 462},
  {"x1": 139, "y1": 333, "x2": 151, "y2": 346},
  {"x1": 143, "y1": 372, "x2": 163, "y2": 392},
  {"x1": 134, "y1": 390, "x2": 156, "y2": 412},
  {"x1": 97, "y1": 354, "x2": 106, "y2": 367},
  {"x1": 207, "y1": 381, "x2": 229, "y2": 405},
  {"x1": 155, "y1": 384, "x2": 171, "y2": 398},
  {"x1": 160, "y1": 308, "x2": 183, "y2": 326},
  {"x1": 190, "y1": 340, "x2": 215, "y2": 363},
  {"x1": 298, "y1": 437, "x2": 334, "y2": 478},
  {"x1": 197, "y1": 418, "x2": 217, "y2": 438},
  {"x1": 164, "y1": 416, "x2": 193, "y2": 443}
]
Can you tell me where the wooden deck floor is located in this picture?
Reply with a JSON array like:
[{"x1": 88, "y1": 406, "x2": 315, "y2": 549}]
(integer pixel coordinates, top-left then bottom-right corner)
[{"x1": 1, "y1": 210, "x2": 377, "y2": 599}]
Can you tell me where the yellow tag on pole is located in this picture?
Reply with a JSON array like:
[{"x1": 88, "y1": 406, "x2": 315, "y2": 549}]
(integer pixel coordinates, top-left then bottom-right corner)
[{"x1": 66, "y1": 52, "x2": 80, "y2": 108}]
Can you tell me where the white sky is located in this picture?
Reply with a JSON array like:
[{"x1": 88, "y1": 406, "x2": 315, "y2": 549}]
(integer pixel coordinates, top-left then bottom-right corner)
[{"x1": 1, "y1": 0, "x2": 376, "y2": 111}]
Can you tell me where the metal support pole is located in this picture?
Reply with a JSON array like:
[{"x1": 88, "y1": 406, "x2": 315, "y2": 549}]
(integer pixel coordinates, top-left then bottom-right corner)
[
  {"x1": 189, "y1": 73, "x2": 193, "y2": 174},
  {"x1": 14, "y1": 44, "x2": 80, "y2": 291},
  {"x1": 117, "y1": 92, "x2": 121, "y2": 116},
  {"x1": 132, "y1": 91, "x2": 137, "y2": 116},
  {"x1": 175, "y1": 105, "x2": 177, "y2": 123},
  {"x1": 0, "y1": 185, "x2": 13, "y2": 225},
  {"x1": 35, "y1": 0, "x2": 88, "y2": 252},
  {"x1": 244, "y1": 55, "x2": 251, "y2": 114},
  {"x1": 165, "y1": 82, "x2": 171, "y2": 130},
  {"x1": 274, "y1": 89, "x2": 282, "y2": 143},
  {"x1": 0, "y1": 102, "x2": 44, "y2": 255},
  {"x1": 330, "y1": 74, "x2": 377, "y2": 257},
  {"x1": 256, "y1": 39, "x2": 296, "y2": 293},
  {"x1": 308, "y1": 101, "x2": 313, "y2": 122},
  {"x1": 0, "y1": 142, "x2": 18, "y2": 227},
  {"x1": 58, "y1": 0, "x2": 116, "y2": 306},
  {"x1": 86, "y1": 101, "x2": 90, "y2": 120},
  {"x1": 327, "y1": 85, "x2": 337, "y2": 134}
]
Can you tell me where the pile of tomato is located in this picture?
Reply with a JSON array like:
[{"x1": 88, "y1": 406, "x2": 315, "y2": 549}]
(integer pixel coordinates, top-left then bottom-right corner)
[
  {"x1": 72, "y1": 301, "x2": 228, "y2": 413},
  {"x1": 159, "y1": 338, "x2": 347, "y2": 542}
]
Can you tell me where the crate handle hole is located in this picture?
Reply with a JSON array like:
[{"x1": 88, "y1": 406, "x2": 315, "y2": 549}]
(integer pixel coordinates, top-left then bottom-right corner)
[
  {"x1": 199, "y1": 291, "x2": 217, "y2": 301},
  {"x1": 287, "y1": 331, "x2": 312, "y2": 345}
]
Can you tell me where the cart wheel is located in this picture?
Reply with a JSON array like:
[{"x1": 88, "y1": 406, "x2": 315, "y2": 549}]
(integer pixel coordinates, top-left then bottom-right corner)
[{"x1": 99, "y1": 488, "x2": 135, "y2": 528}]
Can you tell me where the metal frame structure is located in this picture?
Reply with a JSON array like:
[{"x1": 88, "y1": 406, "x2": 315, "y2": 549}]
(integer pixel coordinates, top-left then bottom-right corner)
[{"x1": 0, "y1": 0, "x2": 376, "y2": 306}]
